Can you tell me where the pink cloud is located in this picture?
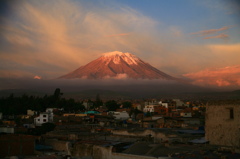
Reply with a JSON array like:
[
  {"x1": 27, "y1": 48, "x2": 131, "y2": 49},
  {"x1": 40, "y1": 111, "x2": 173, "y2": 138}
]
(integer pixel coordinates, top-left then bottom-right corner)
[
  {"x1": 34, "y1": 75, "x2": 41, "y2": 79},
  {"x1": 204, "y1": 33, "x2": 229, "y2": 40},
  {"x1": 183, "y1": 65, "x2": 240, "y2": 87},
  {"x1": 191, "y1": 26, "x2": 233, "y2": 36},
  {"x1": 105, "y1": 33, "x2": 130, "y2": 37},
  {"x1": 102, "y1": 73, "x2": 128, "y2": 79},
  {"x1": 114, "y1": 73, "x2": 128, "y2": 79}
]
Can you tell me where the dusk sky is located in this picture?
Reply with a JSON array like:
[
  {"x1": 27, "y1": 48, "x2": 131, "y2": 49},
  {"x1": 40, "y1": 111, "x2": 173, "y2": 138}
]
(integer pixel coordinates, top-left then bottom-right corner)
[{"x1": 0, "y1": 0, "x2": 240, "y2": 88}]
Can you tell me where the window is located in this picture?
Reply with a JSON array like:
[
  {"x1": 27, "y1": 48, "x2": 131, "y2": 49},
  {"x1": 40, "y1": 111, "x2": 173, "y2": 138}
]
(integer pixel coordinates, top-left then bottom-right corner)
[
  {"x1": 43, "y1": 119, "x2": 47, "y2": 122},
  {"x1": 43, "y1": 115, "x2": 47, "y2": 117},
  {"x1": 230, "y1": 108, "x2": 234, "y2": 119}
]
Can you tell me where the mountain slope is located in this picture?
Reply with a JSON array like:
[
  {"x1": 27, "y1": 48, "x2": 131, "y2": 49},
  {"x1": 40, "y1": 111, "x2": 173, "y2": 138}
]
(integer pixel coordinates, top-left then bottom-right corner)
[{"x1": 59, "y1": 51, "x2": 175, "y2": 80}]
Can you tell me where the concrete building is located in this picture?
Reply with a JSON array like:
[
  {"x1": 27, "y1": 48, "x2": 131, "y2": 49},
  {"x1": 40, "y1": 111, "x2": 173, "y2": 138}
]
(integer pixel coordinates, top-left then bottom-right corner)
[
  {"x1": 27, "y1": 109, "x2": 35, "y2": 116},
  {"x1": 112, "y1": 111, "x2": 129, "y2": 120},
  {"x1": 0, "y1": 127, "x2": 14, "y2": 134},
  {"x1": 143, "y1": 105, "x2": 168, "y2": 116},
  {"x1": 180, "y1": 112, "x2": 192, "y2": 117},
  {"x1": 34, "y1": 112, "x2": 53, "y2": 126},
  {"x1": 173, "y1": 99, "x2": 189, "y2": 107},
  {"x1": 143, "y1": 105, "x2": 157, "y2": 113},
  {"x1": 205, "y1": 103, "x2": 240, "y2": 152}
]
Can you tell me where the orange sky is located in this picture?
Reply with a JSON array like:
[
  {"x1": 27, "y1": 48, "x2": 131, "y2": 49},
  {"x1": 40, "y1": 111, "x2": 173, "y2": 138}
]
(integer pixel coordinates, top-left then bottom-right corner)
[{"x1": 0, "y1": 0, "x2": 240, "y2": 88}]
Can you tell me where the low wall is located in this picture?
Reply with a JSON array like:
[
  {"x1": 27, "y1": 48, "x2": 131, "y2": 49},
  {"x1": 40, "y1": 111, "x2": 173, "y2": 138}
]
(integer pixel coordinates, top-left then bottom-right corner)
[
  {"x1": 71, "y1": 143, "x2": 171, "y2": 159},
  {"x1": 112, "y1": 153, "x2": 170, "y2": 159},
  {"x1": 45, "y1": 139, "x2": 71, "y2": 152},
  {"x1": 111, "y1": 129, "x2": 170, "y2": 143}
]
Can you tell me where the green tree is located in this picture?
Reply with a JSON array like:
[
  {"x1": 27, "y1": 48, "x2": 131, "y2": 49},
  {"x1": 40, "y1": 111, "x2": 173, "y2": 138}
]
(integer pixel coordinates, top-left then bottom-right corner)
[
  {"x1": 39, "y1": 122, "x2": 56, "y2": 134},
  {"x1": 105, "y1": 100, "x2": 119, "y2": 111},
  {"x1": 54, "y1": 88, "x2": 63, "y2": 99},
  {"x1": 122, "y1": 101, "x2": 132, "y2": 108},
  {"x1": 94, "y1": 93, "x2": 103, "y2": 108},
  {"x1": 129, "y1": 108, "x2": 143, "y2": 119},
  {"x1": 145, "y1": 111, "x2": 152, "y2": 117}
]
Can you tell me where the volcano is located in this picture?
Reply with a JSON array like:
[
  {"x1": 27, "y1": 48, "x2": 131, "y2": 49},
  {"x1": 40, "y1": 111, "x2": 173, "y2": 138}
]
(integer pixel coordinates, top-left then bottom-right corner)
[{"x1": 59, "y1": 51, "x2": 175, "y2": 80}]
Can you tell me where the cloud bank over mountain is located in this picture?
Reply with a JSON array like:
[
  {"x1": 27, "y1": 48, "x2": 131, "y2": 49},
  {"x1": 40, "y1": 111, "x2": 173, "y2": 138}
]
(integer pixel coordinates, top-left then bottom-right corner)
[{"x1": 184, "y1": 65, "x2": 240, "y2": 87}]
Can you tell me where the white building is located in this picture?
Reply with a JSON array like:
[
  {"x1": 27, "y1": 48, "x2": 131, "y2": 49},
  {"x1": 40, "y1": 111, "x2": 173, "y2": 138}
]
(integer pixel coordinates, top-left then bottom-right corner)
[
  {"x1": 159, "y1": 101, "x2": 168, "y2": 108},
  {"x1": 143, "y1": 105, "x2": 157, "y2": 113},
  {"x1": 34, "y1": 112, "x2": 53, "y2": 126},
  {"x1": 112, "y1": 111, "x2": 129, "y2": 120},
  {"x1": 144, "y1": 100, "x2": 168, "y2": 113}
]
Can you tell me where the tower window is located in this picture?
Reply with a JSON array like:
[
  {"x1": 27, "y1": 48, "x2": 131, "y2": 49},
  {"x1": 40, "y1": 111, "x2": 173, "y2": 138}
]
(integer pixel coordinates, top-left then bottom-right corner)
[{"x1": 230, "y1": 108, "x2": 234, "y2": 119}]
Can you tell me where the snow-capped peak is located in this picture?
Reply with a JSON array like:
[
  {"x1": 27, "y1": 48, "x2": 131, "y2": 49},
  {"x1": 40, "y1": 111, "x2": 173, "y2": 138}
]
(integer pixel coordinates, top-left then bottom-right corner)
[
  {"x1": 60, "y1": 51, "x2": 175, "y2": 80},
  {"x1": 102, "y1": 51, "x2": 139, "y2": 65},
  {"x1": 102, "y1": 51, "x2": 124, "y2": 57}
]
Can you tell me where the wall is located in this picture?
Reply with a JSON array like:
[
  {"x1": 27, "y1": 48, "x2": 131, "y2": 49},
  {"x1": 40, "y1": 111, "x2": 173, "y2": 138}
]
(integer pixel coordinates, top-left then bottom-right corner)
[
  {"x1": 205, "y1": 104, "x2": 240, "y2": 152},
  {"x1": 112, "y1": 153, "x2": 169, "y2": 159},
  {"x1": 111, "y1": 129, "x2": 169, "y2": 143},
  {"x1": 0, "y1": 134, "x2": 36, "y2": 158},
  {"x1": 45, "y1": 139, "x2": 71, "y2": 153},
  {"x1": 71, "y1": 143, "x2": 170, "y2": 159},
  {"x1": 71, "y1": 143, "x2": 94, "y2": 157},
  {"x1": 0, "y1": 127, "x2": 14, "y2": 134}
]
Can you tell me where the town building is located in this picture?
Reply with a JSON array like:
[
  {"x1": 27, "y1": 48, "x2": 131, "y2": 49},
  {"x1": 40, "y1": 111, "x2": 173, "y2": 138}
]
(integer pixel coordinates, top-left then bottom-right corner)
[
  {"x1": 205, "y1": 102, "x2": 240, "y2": 152},
  {"x1": 27, "y1": 109, "x2": 36, "y2": 116},
  {"x1": 112, "y1": 111, "x2": 129, "y2": 120},
  {"x1": 180, "y1": 112, "x2": 192, "y2": 118},
  {"x1": 34, "y1": 112, "x2": 53, "y2": 126},
  {"x1": 173, "y1": 99, "x2": 189, "y2": 107}
]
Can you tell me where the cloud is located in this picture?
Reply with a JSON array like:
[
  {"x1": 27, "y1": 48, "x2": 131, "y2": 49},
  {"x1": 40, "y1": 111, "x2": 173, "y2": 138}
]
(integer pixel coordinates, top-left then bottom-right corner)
[
  {"x1": 183, "y1": 65, "x2": 240, "y2": 87},
  {"x1": 191, "y1": 26, "x2": 233, "y2": 36},
  {"x1": 0, "y1": 0, "x2": 158, "y2": 79},
  {"x1": 4, "y1": 34, "x2": 33, "y2": 46},
  {"x1": 114, "y1": 73, "x2": 128, "y2": 79},
  {"x1": 169, "y1": 26, "x2": 183, "y2": 37},
  {"x1": 204, "y1": 33, "x2": 229, "y2": 40},
  {"x1": 0, "y1": 77, "x2": 205, "y2": 97},
  {"x1": 105, "y1": 33, "x2": 131, "y2": 37},
  {"x1": 34, "y1": 75, "x2": 41, "y2": 79},
  {"x1": 101, "y1": 73, "x2": 128, "y2": 80}
]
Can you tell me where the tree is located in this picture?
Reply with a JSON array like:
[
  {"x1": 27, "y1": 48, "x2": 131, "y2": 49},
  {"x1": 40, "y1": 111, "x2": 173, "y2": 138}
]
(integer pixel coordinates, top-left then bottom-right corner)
[
  {"x1": 94, "y1": 93, "x2": 103, "y2": 108},
  {"x1": 145, "y1": 111, "x2": 152, "y2": 117},
  {"x1": 122, "y1": 101, "x2": 132, "y2": 108},
  {"x1": 53, "y1": 88, "x2": 63, "y2": 107},
  {"x1": 105, "y1": 100, "x2": 119, "y2": 111},
  {"x1": 129, "y1": 108, "x2": 143, "y2": 120},
  {"x1": 40, "y1": 122, "x2": 56, "y2": 134},
  {"x1": 54, "y1": 88, "x2": 63, "y2": 99}
]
